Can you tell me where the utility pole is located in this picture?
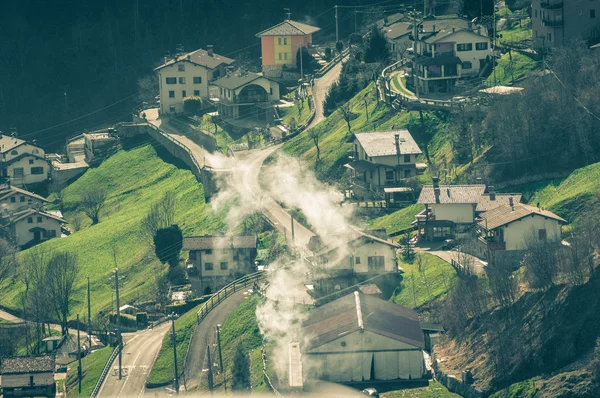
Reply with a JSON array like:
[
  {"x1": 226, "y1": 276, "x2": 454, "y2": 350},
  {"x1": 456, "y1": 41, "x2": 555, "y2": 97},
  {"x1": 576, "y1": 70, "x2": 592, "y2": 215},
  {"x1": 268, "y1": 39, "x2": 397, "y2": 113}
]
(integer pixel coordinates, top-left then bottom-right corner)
[
  {"x1": 77, "y1": 314, "x2": 82, "y2": 395},
  {"x1": 493, "y1": 3, "x2": 497, "y2": 87},
  {"x1": 171, "y1": 314, "x2": 180, "y2": 394},
  {"x1": 216, "y1": 325, "x2": 224, "y2": 372},
  {"x1": 206, "y1": 344, "x2": 214, "y2": 393},
  {"x1": 300, "y1": 45, "x2": 304, "y2": 81},
  {"x1": 64, "y1": 87, "x2": 69, "y2": 117},
  {"x1": 354, "y1": 10, "x2": 357, "y2": 33},
  {"x1": 114, "y1": 268, "x2": 122, "y2": 380},
  {"x1": 291, "y1": 214, "x2": 295, "y2": 243},
  {"x1": 87, "y1": 276, "x2": 92, "y2": 339},
  {"x1": 410, "y1": 11, "x2": 422, "y2": 98},
  {"x1": 335, "y1": 5, "x2": 339, "y2": 49}
]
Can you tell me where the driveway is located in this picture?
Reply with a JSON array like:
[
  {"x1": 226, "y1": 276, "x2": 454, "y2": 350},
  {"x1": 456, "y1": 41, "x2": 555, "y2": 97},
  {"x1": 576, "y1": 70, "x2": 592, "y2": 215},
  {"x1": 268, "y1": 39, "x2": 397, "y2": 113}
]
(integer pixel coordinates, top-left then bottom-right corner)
[{"x1": 428, "y1": 250, "x2": 487, "y2": 276}]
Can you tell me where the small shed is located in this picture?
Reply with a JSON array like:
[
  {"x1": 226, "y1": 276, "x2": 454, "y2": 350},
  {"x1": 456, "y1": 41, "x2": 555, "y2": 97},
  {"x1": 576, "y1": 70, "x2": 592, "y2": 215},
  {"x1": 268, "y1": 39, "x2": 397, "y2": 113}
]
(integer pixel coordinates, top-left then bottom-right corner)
[
  {"x1": 0, "y1": 355, "x2": 56, "y2": 398},
  {"x1": 119, "y1": 304, "x2": 138, "y2": 316},
  {"x1": 41, "y1": 335, "x2": 64, "y2": 352}
]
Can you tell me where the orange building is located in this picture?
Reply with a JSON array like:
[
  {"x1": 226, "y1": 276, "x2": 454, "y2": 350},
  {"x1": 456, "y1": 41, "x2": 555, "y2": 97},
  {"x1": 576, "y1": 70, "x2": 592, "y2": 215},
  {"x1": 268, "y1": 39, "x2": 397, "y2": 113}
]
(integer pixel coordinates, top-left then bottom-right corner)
[{"x1": 255, "y1": 19, "x2": 320, "y2": 78}]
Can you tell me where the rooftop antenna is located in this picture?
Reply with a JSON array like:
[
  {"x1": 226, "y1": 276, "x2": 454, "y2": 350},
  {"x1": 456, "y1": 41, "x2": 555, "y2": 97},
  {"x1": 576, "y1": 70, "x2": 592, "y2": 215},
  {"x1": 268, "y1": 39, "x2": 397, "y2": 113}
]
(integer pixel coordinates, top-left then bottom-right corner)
[{"x1": 284, "y1": 8, "x2": 291, "y2": 20}]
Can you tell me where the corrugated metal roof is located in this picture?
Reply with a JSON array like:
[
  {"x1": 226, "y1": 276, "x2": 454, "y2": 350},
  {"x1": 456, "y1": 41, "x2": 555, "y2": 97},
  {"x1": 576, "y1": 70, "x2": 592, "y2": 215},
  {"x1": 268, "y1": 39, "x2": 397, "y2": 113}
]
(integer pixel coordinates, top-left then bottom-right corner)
[
  {"x1": 183, "y1": 235, "x2": 257, "y2": 250},
  {"x1": 256, "y1": 20, "x2": 321, "y2": 37},
  {"x1": 418, "y1": 184, "x2": 486, "y2": 204},
  {"x1": 154, "y1": 48, "x2": 234, "y2": 71},
  {"x1": 478, "y1": 203, "x2": 568, "y2": 230},
  {"x1": 353, "y1": 130, "x2": 422, "y2": 157},
  {"x1": 476, "y1": 193, "x2": 522, "y2": 212},
  {"x1": 303, "y1": 292, "x2": 424, "y2": 350},
  {"x1": 1, "y1": 355, "x2": 55, "y2": 375}
]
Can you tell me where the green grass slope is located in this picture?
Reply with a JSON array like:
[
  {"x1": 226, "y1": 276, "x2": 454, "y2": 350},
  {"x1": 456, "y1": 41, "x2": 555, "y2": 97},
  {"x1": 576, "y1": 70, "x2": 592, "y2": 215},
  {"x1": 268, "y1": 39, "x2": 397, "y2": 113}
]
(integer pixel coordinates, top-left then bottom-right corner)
[
  {"x1": 368, "y1": 204, "x2": 424, "y2": 236},
  {"x1": 528, "y1": 161, "x2": 600, "y2": 222},
  {"x1": 0, "y1": 141, "x2": 225, "y2": 318},
  {"x1": 66, "y1": 346, "x2": 114, "y2": 397},
  {"x1": 281, "y1": 82, "x2": 413, "y2": 181},
  {"x1": 381, "y1": 380, "x2": 461, "y2": 397}
]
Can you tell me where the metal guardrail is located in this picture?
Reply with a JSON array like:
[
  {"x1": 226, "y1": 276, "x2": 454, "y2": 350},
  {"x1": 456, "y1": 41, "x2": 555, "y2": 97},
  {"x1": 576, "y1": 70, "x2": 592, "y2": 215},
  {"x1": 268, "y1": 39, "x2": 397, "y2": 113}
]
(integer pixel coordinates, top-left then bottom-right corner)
[
  {"x1": 90, "y1": 345, "x2": 120, "y2": 398},
  {"x1": 261, "y1": 338, "x2": 282, "y2": 397}
]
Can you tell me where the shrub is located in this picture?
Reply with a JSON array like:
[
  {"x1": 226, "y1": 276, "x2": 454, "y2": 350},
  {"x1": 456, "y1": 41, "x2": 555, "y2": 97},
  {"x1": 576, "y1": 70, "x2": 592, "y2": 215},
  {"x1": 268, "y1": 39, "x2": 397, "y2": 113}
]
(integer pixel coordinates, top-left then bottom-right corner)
[{"x1": 183, "y1": 96, "x2": 203, "y2": 114}]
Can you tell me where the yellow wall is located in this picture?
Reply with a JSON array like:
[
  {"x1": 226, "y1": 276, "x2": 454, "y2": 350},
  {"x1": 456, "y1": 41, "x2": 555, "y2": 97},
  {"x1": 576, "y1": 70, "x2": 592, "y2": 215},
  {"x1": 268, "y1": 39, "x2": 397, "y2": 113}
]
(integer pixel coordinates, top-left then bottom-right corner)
[{"x1": 274, "y1": 36, "x2": 292, "y2": 65}]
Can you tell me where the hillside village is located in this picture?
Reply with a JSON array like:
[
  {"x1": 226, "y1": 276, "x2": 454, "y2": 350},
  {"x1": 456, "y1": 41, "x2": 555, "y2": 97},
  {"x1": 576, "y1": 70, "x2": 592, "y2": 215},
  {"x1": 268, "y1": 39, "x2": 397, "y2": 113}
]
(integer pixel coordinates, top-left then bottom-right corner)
[{"x1": 1, "y1": 1, "x2": 600, "y2": 398}]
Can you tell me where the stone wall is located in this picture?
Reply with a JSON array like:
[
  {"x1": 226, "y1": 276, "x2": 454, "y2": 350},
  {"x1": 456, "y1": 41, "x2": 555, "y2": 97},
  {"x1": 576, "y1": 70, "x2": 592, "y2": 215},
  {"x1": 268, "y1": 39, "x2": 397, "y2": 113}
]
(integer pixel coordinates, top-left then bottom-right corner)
[{"x1": 432, "y1": 354, "x2": 485, "y2": 398}]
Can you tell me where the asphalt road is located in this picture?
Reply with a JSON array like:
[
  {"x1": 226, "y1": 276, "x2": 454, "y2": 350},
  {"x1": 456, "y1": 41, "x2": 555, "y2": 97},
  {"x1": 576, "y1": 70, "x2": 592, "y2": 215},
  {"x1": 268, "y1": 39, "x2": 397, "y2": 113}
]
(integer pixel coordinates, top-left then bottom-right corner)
[
  {"x1": 309, "y1": 58, "x2": 346, "y2": 129},
  {"x1": 183, "y1": 288, "x2": 254, "y2": 390},
  {"x1": 98, "y1": 323, "x2": 170, "y2": 398}
]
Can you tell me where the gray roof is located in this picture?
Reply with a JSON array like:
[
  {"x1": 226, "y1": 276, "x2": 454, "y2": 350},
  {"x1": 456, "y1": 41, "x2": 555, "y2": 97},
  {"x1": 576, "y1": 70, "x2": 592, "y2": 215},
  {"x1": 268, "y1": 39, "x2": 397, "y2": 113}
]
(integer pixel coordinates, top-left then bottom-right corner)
[
  {"x1": 1, "y1": 355, "x2": 55, "y2": 375},
  {"x1": 155, "y1": 48, "x2": 234, "y2": 71},
  {"x1": 211, "y1": 71, "x2": 273, "y2": 91},
  {"x1": 478, "y1": 203, "x2": 567, "y2": 231},
  {"x1": 256, "y1": 20, "x2": 320, "y2": 37},
  {"x1": 353, "y1": 130, "x2": 422, "y2": 157},
  {"x1": 0, "y1": 185, "x2": 48, "y2": 203},
  {"x1": 303, "y1": 291, "x2": 424, "y2": 350},
  {"x1": 424, "y1": 27, "x2": 488, "y2": 44},
  {"x1": 476, "y1": 193, "x2": 522, "y2": 212},
  {"x1": 384, "y1": 22, "x2": 412, "y2": 40},
  {"x1": 415, "y1": 54, "x2": 462, "y2": 66},
  {"x1": 183, "y1": 235, "x2": 257, "y2": 250},
  {"x1": 5, "y1": 208, "x2": 66, "y2": 224},
  {"x1": 310, "y1": 227, "x2": 400, "y2": 256},
  {"x1": 0, "y1": 135, "x2": 27, "y2": 154},
  {"x1": 418, "y1": 184, "x2": 486, "y2": 204}
]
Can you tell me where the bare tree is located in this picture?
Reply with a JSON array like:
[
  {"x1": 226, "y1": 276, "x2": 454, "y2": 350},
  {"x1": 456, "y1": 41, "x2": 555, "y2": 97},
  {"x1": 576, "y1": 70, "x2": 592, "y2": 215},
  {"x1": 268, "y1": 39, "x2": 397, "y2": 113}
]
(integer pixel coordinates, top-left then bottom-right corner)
[
  {"x1": 308, "y1": 128, "x2": 322, "y2": 166},
  {"x1": 487, "y1": 261, "x2": 518, "y2": 308},
  {"x1": 20, "y1": 247, "x2": 52, "y2": 346},
  {"x1": 81, "y1": 186, "x2": 108, "y2": 224},
  {"x1": 339, "y1": 103, "x2": 353, "y2": 135},
  {"x1": 142, "y1": 192, "x2": 178, "y2": 239},
  {"x1": 523, "y1": 233, "x2": 558, "y2": 290},
  {"x1": 155, "y1": 272, "x2": 170, "y2": 313},
  {"x1": 49, "y1": 179, "x2": 66, "y2": 212},
  {"x1": 68, "y1": 213, "x2": 84, "y2": 232},
  {"x1": 46, "y1": 252, "x2": 79, "y2": 335}
]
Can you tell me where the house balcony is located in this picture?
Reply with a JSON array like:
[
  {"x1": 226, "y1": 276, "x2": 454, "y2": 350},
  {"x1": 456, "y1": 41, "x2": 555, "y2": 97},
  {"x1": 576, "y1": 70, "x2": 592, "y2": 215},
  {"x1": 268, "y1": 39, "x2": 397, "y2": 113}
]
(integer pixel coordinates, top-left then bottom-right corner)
[
  {"x1": 478, "y1": 236, "x2": 506, "y2": 252},
  {"x1": 416, "y1": 208, "x2": 436, "y2": 223},
  {"x1": 542, "y1": 17, "x2": 563, "y2": 27},
  {"x1": 540, "y1": 1, "x2": 563, "y2": 9}
]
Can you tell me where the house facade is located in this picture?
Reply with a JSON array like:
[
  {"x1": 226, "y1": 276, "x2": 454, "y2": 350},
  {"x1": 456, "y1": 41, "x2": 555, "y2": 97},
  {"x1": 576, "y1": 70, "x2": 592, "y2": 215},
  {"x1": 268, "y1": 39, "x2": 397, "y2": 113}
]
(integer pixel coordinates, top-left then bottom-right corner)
[
  {"x1": 184, "y1": 235, "x2": 258, "y2": 292},
  {"x1": 256, "y1": 19, "x2": 320, "y2": 78},
  {"x1": 477, "y1": 202, "x2": 567, "y2": 261},
  {"x1": 345, "y1": 130, "x2": 424, "y2": 195},
  {"x1": 155, "y1": 47, "x2": 234, "y2": 114},
  {"x1": 0, "y1": 355, "x2": 56, "y2": 398},
  {"x1": 532, "y1": 0, "x2": 600, "y2": 49},
  {"x1": 0, "y1": 184, "x2": 48, "y2": 212},
  {"x1": 2, "y1": 208, "x2": 65, "y2": 247},
  {"x1": 211, "y1": 71, "x2": 280, "y2": 122},
  {"x1": 302, "y1": 292, "x2": 425, "y2": 382},
  {"x1": 0, "y1": 135, "x2": 49, "y2": 187},
  {"x1": 413, "y1": 28, "x2": 491, "y2": 94}
]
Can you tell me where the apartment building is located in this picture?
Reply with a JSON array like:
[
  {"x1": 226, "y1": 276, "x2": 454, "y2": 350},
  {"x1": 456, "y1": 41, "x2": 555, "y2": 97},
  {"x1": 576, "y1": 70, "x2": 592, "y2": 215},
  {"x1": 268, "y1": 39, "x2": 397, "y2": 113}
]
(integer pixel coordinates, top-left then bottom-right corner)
[{"x1": 532, "y1": 0, "x2": 600, "y2": 48}]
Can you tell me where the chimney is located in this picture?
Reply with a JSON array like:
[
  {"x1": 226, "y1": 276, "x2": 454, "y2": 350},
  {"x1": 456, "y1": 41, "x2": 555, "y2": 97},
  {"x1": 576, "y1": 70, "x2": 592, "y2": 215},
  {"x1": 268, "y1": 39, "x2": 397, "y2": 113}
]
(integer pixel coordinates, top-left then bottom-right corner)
[
  {"x1": 432, "y1": 176, "x2": 439, "y2": 188},
  {"x1": 476, "y1": 177, "x2": 483, "y2": 185},
  {"x1": 394, "y1": 134, "x2": 401, "y2": 155},
  {"x1": 207, "y1": 45, "x2": 214, "y2": 57},
  {"x1": 452, "y1": 27, "x2": 456, "y2": 33},
  {"x1": 432, "y1": 177, "x2": 440, "y2": 204},
  {"x1": 433, "y1": 24, "x2": 436, "y2": 32},
  {"x1": 488, "y1": 185, "x2": 495, "y2": 201},
  {"x1": 509, "y1": 197, "x2": 514, "y2": 210}
]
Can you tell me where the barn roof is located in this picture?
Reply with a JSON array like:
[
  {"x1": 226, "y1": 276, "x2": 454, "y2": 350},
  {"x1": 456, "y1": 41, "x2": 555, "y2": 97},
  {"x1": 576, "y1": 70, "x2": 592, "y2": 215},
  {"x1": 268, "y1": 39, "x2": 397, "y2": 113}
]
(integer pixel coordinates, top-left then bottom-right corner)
[
  {"x1": 1, "y1": 355, "x2": 55, "y2": 375},
  {"x1": 303, "y1": 291, "x2": 424, "y2": 350},
  {"x1": 183, "y1": 235, "x2": 257, "y2": 250}
]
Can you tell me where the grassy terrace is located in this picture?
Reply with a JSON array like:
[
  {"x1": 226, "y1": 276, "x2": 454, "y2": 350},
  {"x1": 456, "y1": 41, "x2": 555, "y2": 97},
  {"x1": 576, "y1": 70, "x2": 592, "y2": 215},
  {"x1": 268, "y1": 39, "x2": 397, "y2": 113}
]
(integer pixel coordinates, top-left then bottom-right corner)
[
  {"x1": 487, "y1": 51, "x2": 539, "y2": 86},
  {"x1": 381, "y1": 381, "x2": 461, "y2": 397},
  {"x1": 368, "y1": 204, "x2": 424, "y2": 236},
  {"x1": 392, "y1": 253, "x2": 457, "y2": 309},
  {"x1": 279, "y1": 97, "x2": 312, "y2": 128},
  {"x1": 0, "y1": 140, "x2": 226, "y2": 318},
  {"x1": 66, "y1": 346, "x2": 114, "y2": 397}
]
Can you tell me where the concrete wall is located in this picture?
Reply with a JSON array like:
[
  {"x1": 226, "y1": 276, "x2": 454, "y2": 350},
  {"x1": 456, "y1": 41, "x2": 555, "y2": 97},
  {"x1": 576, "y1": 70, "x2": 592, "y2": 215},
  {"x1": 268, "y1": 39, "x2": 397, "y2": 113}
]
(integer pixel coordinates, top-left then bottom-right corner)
[
  {"x1": 502, "y1": 215, "x2": 563, "y2": 250},
  {"x1": 1, "y1": 373, "x2": 54, "y2": 388},
  {"x1": 51, "y1": 165, "x2": 88, "y2": 186},
  {"x1": 431, "y1": 203, "x2": 475, "y2": 223},
  {"x1": 305, "y1": 330, "x2": 424, "y2": 381}
]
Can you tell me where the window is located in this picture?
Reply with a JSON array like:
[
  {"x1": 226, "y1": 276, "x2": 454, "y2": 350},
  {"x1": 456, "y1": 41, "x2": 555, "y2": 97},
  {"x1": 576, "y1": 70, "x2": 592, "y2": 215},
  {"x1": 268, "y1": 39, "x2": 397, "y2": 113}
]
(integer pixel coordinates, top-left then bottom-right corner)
[
  {"x1": 30, "y1": 376, "x2": 34, "y2": 386},
  {"x1": 457, "y1": 43, "x2": 473, "y2": 51},
  {"x1": 20, "y1": 196, "x2": 25, "y2": 202},
  {"x1": 206, "y1": 249, "x2": 212, "y2": 255},
  {"x1": 10, "y1": 197, "x2": 15, "y2": 203},
  {"x1": 32, "y1": 149, "x2": 39, "y2": 154},
  {"x1": 31, "y1": 167, "x2": 44, "y2": 175},
  {"x1": 368, "y1": 256, "x2": 385, "y2": 271},
  {"x1": 385, "y1": 170, "x2": 394, "y2": 181},
  {"x1": 178, "y1": 64, "x2": 185, "y2": 72},
  {"x1": 47, "y1": 230, "x2": 57, "y2": 238},
  {"x1": 284, "y1": 37, "x2": 288, "y2": 45},
  {"x1": 29, "y1": 159, "x2": 34, "y2": 165},
  {"x1": 539, "y1": 229, "x2": 547, "y2": 240},
  {"x1": 169, "y1": 90, "x2": 175, "y2": 98},
  {"x1": 178, "y1": 77, "x2": 186, "y2": 84},
  {"x1": 194, "y1": 90, "x2": 200, "y2": 96},
  {"x1": 284, "y1": 53, "x2": 288, "y2": 60},
  {"x1": 404, "y1": 154, "x2": 411, "y2": 163},
  {"x1": 193, "y1": 76, "x2": 202, "y2": 84},
  {"x1": 10, "y1": 150, "x2": 18, "y2": 156},
  {"x1": 355, "y1": 256, "x2": 361, "y2": 264},
  {"x1": 278, "y1": 53, "x2": 282, "y2": 60},
  {"x1": 591, "y1": 9, "x2": 596, "y2": 18},
  {"x1": 548, "y1": 32, "x2": 552, "y2": 41},
  {"x1": 189, "y1": 251, "x2": 197, "y2": 260},
  {"x1": 13, "y1": 168, "x2": 23, "y2": 177},
  {"x1": 37, "y1": 216, "x2": 42, "y2": 223},
  {"x1": 535, "y1": 9, "x2": 538, "y2": 17},
  {"x1": 476, "y1": 42, "x2": 488, "y2": 50},
  {"x1": 205, "y1": 262, "x2": 213, "y2": 270},
  {"x1": 462, "y1": 61, "x2": 472, "y2": 69},
  {"x1": 278, "y1": 38, "x2": 282, "y2": 45},
  {"x1": 269, "y1": 88, "x2": 273, "y2": 95},
  {"x1": 370, "y1": 171, "x2": 374, "y2": 180},
  {"x1": 220, "y1": 262, "x2": 228, "y2": 270},
  {"x1": 404, "y1": 169, "x2": 411, "y2": 178},
  {"x1": 169, "y1": 105, "x2": 176, "y2": 112},
  {"x1": 27, "y1": 217, "x2": 33, "y2": 224},
  {"x1": 166, "y1": 77, "x2": 177, "y2": 84},
  {"x1": 182, "y1": 90, "x2": 187, "y2": 97}
]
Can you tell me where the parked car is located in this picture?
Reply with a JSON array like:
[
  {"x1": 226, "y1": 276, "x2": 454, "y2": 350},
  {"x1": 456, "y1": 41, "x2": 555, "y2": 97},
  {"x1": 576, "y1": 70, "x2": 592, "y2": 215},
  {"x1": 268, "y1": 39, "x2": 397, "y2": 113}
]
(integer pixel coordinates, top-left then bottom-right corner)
[
  {"x1": 361, "y1": 388, "x2": 380, "y2": 397},
  {"x1": 442, "y1": 239, "x2": 456, "y2": 250}
]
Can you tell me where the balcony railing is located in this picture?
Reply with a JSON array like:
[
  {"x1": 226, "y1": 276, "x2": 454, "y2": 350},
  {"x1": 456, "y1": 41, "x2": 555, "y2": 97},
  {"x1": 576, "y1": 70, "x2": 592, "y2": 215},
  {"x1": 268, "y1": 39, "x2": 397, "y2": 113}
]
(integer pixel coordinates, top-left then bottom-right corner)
[
  {"x1": 542, "y1": 18, "x2": 563, "y2": 27},
  {"x1": 540, "y1": 1, "x2": 563, "y2": 9}
]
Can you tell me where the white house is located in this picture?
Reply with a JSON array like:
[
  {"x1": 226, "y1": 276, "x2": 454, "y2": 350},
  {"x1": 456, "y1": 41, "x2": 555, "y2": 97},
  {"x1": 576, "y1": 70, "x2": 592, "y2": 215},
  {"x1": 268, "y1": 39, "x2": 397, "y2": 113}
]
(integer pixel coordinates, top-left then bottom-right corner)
[
  {"x1": 2, "y1": 208, "x2": 65, "y2": 247},
  {"x1": 416, "y1": 179, "x2": 521, "y2": 241},
  {"x1": 155, "y1": 46, "x2": 235, "y2": 114},
  {"x1": 345, "y1": 130, "x2": 424, "y2": 193},
  {"x1": 0, "y1": 355, "x2": 56, "y2": 398},
  {"x1": 0, "y1": 135, "x2": 49, "y2": 187},
  {"x1": 0, "y1": 184, "x2": 48, "y2": 212},
  {"x1": 414, "y1": 27, "x2": 491, "y2": 94},
  {"x1": 183, "y1": 235, "x2": 257, "y2": 292},
  {"x1": 210, "y1": 70, "x2": 281, "y2": 122},
  {"x1": 302, "y1": 291, "x2": 425, "y2": 382},
  {"x1": 477, "y1": 201, "x2": 567, "y2": 260}
]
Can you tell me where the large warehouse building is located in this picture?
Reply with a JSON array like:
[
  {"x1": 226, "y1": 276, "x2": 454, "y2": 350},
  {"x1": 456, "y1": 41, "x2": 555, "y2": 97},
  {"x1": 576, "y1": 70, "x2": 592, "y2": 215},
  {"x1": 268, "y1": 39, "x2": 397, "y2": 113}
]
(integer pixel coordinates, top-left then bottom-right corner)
[{"x1": 302, "y1": 291, "x2": 425, "y2": 382}]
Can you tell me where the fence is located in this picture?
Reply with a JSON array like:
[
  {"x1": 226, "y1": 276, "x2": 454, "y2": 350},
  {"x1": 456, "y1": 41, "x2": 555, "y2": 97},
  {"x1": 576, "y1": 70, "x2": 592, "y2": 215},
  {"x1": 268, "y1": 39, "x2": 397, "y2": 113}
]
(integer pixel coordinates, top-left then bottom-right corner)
[
  {"x1": 261, "y1": 339, "x2": 282, "y2": 396},
  {"x1": 90, "y1": 345, "x2": 120, "y2": 398}
]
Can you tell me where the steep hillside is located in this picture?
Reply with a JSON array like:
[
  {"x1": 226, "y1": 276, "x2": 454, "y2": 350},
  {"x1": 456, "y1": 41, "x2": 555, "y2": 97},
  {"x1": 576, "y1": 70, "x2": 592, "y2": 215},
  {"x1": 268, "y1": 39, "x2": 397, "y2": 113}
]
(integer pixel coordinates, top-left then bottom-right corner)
[{"x1": 0, "y1": 139, "x2": 226, "y2": 318}]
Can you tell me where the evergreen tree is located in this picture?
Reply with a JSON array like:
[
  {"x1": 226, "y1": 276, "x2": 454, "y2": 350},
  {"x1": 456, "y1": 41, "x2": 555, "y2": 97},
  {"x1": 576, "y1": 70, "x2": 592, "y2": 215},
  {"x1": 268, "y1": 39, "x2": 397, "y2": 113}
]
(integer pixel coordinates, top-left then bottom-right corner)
[
  {"x1": 364, "y1": 25, "x2": 391, "y2": 64},
  {"x1": 154, "y1": 225, "x2": 183, "y2": 267},
  {"x1": 231, "y1": 343, "x2": 251, "y2": 391}
]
